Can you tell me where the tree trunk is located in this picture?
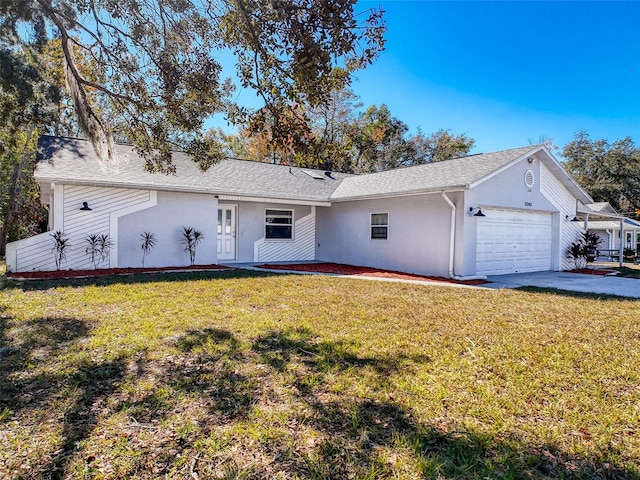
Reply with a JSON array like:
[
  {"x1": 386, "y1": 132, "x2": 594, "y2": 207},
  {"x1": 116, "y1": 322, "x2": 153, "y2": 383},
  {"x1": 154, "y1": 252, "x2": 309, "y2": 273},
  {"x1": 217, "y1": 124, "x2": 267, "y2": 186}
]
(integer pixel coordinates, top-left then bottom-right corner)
[{"x1": 0, "y1": 125, "x2": 35, "y2": 256}]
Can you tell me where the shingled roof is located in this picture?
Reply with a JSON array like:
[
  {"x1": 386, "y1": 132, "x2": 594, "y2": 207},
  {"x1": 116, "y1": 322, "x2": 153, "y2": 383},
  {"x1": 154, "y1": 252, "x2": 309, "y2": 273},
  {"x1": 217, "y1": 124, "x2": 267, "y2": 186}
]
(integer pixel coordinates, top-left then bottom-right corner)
[
  {"x1": 35, "y1": 136, "x2": 587, "y2": 203},
  {"x1": 35, "y1": 136, "x2": 350, "y2": 203},
  {"x1": 331, "y1": 146, "x2": 536, "y2": 200}
]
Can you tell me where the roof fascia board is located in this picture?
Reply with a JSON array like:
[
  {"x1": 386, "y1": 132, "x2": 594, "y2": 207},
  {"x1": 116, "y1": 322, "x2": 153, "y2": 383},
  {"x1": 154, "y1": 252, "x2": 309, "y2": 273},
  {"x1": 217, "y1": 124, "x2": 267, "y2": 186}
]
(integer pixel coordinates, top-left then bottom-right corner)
[
  {"x1": 539, "y1": 145, "x2": 593, "y2": 203},
  {"x1": 217, "y1": 195, "x2": 330, "y2": 207},
  {"x1": 330, "y1": 188, "x2": 465, "y2": 203},
  {"x1": 35, "y1": 176, "x2": 332, "y2": 205},
  {"x1": 466, "y1": 145, "x2": 593, "y2": 204},
  {"x1": 575, "y1": 209, "x2": 625, "y2": 220}
]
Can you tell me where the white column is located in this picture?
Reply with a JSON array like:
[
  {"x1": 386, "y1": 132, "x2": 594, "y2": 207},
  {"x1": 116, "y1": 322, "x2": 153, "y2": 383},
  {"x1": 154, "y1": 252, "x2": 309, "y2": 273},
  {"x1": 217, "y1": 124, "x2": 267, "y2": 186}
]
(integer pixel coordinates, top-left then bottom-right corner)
[{"x1": 619, "y1": 219, "x2": 624, "y2": 267}]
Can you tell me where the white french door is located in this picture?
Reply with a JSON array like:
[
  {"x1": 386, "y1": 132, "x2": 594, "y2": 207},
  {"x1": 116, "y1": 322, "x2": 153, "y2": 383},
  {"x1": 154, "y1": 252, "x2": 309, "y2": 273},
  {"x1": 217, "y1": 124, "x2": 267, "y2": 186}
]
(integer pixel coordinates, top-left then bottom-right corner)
[{"x1": 217, "y1": 205, "x2": 236, "y2": 261}]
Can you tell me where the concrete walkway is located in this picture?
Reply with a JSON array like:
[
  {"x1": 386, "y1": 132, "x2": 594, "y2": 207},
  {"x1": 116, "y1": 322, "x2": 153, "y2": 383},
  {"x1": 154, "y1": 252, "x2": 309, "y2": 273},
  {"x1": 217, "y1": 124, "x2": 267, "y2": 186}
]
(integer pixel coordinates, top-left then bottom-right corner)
[{"x1": 485, "y1": 271, "x2": 640, "y2": 299}]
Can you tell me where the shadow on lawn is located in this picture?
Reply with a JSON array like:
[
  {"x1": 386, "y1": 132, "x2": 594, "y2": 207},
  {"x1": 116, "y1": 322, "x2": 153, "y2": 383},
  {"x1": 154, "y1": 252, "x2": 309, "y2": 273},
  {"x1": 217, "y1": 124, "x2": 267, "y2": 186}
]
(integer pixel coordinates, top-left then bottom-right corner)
[
  {"x1": 246, "y1": 328, "x2": 634, "y2": 479},
  {"x1": 0, "y1": 315, "x2": 127, "y2": 479},
  {"x1": 517, "y1": 286, "x2": 640, "y2": 301},
  {"x1": 0, "y1": 268, "x2": 282, "y2": 292},
  {"x1": 1, "y1": 321, "x2": 635, "y2": 479}
]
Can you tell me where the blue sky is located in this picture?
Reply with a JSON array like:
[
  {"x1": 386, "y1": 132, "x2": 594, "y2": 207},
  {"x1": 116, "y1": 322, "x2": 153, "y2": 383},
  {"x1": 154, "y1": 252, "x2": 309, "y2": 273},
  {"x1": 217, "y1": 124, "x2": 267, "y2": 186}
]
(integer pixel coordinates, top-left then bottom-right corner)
[{"x1": 351, "y1": 0, "x2": 640, "y2": 155}]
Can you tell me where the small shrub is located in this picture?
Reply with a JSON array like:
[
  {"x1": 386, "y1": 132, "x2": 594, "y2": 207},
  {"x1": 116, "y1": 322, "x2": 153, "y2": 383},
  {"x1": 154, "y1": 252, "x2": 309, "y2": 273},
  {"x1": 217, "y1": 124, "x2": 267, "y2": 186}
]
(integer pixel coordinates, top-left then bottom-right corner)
[
  {"x1": 180, "y1": 226, "x2": 204, "y2": 266},
  {"x1": 84, "y1": 233, "x2": 112, "y2": 269},
  {"x1": 50, "y1": 230, "x2": 69, "y2": 270},
  {"x1": 140, "y1": 232, "x2": 157, "y2": 267},
  {"x1": 567, "y1": 230, "x2": 602, "y2": 269}
]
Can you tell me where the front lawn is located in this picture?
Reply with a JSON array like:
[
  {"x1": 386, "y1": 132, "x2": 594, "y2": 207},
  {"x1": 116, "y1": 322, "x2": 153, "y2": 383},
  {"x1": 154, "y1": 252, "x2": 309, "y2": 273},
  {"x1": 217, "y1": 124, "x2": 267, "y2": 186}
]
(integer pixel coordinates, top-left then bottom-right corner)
[
  {"x1": 1, "y1": 270, "x2": 639, "y2": 479},
  {"x1": 614, "y1": 265, "x2": 640, "y2": 279}
]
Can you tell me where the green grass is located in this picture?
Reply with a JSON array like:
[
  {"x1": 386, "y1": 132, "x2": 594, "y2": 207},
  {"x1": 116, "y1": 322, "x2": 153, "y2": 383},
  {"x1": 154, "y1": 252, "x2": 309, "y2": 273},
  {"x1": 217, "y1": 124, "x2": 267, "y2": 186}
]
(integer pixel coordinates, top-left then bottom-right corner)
[
  {"x1": 614, "y1": 265, "x2": 640, "y2": 279},
  {"x1": 1, "y1": 268, "x2": 640, "y2": 479}
]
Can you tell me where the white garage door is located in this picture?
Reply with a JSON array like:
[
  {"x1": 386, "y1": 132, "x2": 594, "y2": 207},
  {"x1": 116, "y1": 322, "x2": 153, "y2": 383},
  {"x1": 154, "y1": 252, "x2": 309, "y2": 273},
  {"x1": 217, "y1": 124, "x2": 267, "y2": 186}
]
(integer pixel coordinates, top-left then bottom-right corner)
[{"x1": 476, "y1": 209, "x2": 552, "y2": 276}]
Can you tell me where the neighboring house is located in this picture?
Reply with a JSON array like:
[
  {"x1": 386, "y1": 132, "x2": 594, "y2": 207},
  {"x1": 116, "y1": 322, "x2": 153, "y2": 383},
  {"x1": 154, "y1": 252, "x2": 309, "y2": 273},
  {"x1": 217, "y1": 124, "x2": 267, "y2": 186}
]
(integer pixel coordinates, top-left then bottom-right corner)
[
  {"x1": 7, "y1": 136, "x2": 599, "y2": 277},
  {"x1": 588, "y1": 217, "x2": 640, "y2": 255}
]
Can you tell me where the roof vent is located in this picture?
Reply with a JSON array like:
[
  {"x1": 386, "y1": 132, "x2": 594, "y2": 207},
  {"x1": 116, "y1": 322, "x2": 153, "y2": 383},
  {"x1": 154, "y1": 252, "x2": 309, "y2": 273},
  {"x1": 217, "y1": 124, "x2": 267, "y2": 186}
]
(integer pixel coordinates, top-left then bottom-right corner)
[
  {"x1": 524, "y1": 169, "x2": 535, "y2": 188},
  {"x1": 324, "y1": 171, "x2": 333, "y2": 179}
]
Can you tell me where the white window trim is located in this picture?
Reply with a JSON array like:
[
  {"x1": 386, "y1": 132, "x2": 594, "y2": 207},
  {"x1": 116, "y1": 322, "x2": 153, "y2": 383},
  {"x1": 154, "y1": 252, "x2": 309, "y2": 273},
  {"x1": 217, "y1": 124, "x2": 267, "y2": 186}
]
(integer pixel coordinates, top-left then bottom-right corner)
[
  {"x1": 370, "y1": 212, "x2": 389, "y2": 240},
  {"x1": 265, "y1": 208, "x2": 294, "y2": 241}
]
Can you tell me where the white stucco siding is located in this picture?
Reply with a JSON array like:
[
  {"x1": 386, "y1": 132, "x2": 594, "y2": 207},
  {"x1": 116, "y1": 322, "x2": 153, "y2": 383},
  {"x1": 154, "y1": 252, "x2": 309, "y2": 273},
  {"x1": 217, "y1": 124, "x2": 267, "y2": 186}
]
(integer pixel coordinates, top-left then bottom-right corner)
[
  {"x1": 117, "y1": 191, "x2": 217, "y2": 268},
  {"x1": 539, "y1": 162, "x2": 583, "y2": 270},
  {"x1": 315, "y1": 194, "x2": 451, "y2": 277}
]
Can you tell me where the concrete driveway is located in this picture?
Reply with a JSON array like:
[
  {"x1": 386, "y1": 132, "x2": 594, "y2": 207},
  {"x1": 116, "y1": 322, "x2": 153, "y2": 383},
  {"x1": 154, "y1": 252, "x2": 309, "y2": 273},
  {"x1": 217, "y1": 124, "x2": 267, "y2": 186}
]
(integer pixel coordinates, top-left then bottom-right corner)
[{"x1": 485, "y1": 271, "x2": 640, "y2": 298}]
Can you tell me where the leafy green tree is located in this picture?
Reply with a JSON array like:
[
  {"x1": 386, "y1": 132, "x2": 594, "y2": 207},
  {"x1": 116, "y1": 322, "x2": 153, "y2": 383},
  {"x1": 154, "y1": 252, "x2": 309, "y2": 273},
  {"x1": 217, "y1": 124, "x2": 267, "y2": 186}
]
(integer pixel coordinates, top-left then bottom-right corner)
[
  {"x1": 1, "y1": 0, "x2": 385, "y2": 172},
  {"x1": 221, "y1": 100, "x2": 475, "y2": 173},
  {"x1": 0, "y1": 39, "x2": 80, "y2": 255},
  {"x1": 350, "y1": 105, "x2": 474, "y2": 173},
  {"x1": 415, "y1": 129, "x2": 475, "y2": 164},
  {"x1": 562, "y1": 131, "x2": 640, "y2": 214},
  {"x1": 0, "y1": 128, "x2": 48, "y2": 255},
  {"x1": 231, "y1": 82, "x2": 363, "y2": 170}
]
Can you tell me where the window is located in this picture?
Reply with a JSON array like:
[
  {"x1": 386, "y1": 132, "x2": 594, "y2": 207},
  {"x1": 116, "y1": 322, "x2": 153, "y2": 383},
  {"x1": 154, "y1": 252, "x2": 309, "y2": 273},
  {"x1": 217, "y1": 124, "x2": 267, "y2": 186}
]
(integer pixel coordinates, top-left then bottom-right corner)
[
  {"x1": 371, "y1": 213, "x2": 388, "y2": 239},
  {"x1": 265, "y1": 209, "x2": 293, "y2": 239}
]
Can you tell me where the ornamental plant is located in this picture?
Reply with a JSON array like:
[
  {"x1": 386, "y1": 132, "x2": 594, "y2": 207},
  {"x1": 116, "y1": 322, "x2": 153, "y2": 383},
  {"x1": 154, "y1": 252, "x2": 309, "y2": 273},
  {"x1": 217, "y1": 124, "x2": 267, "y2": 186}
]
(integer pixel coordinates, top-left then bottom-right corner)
[
  {"x1": 140, "y1": 231, "x2": 157, "y2": 267},
  {"x1": 567, "y1": 230, "x2": 602, "y2": 269},
  {"x1": 180, "y1": 226, "x2": 204, "y2": 266},
  {"x1": 50, "y1": 230, "x2": 69, "y2": 270},
  {"x1": 84, "y1": 233, "x2": 112, "y2": 269}
]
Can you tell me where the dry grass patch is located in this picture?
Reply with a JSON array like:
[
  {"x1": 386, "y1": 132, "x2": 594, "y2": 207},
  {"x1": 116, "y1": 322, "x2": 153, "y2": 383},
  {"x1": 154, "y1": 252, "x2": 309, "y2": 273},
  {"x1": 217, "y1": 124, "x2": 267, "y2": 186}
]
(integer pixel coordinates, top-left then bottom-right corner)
[{"x1": 0, "y1": 269, "x2": 639, "y2": 478}]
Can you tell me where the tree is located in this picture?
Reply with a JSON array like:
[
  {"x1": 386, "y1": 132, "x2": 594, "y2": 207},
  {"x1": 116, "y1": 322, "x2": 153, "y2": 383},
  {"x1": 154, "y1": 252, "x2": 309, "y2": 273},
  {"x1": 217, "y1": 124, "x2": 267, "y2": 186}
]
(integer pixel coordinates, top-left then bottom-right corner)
[
  {"x1": 562, "y1": 131, "x2": 640, "y2": 214},
  {"x1": 1, "y1": 0, "x2": 385, "y2": 172},
  {"x1": 0, "y1": 127, "x2": 48, "y2": 255},
  {"x1": 226, "y1": 81, "x2": 363, "y2": 170},
  {"x1": 0, "y1": 39, "x2": 80, "y2": 255},
  {"x1": 410, "y1": 129, "x2": 475, "y2": 164},
  {"x1": 221, "y1": 100, "x2": 475, "y2": 174},
  {"x1": 350, "y1": 105, "x2": 475, "y2": 173}
]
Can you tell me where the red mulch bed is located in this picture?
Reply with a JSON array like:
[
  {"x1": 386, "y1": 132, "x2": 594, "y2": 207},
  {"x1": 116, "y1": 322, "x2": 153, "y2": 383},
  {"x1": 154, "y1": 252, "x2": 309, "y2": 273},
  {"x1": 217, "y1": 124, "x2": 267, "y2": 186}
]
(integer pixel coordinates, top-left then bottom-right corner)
[
  {"x1": 571, "y1": 268, "x2": 618, "y2": 276},
  {"x1": 5, "y1": 264, "x2": 230, "y2": 280},
  {"x1": 256, "y1": 262, "x2": 490, "y2": 286}
]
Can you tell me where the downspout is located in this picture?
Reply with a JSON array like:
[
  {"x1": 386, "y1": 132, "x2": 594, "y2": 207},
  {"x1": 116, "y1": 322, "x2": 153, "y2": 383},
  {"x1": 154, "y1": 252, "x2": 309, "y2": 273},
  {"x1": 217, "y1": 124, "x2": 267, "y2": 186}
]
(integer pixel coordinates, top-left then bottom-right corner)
[
  {"x1": 441, "y1": 192, "x2": 487, "y2": 281},
  {"x1": 441, "y1": 192, "x2": 456, "y2": 278}
]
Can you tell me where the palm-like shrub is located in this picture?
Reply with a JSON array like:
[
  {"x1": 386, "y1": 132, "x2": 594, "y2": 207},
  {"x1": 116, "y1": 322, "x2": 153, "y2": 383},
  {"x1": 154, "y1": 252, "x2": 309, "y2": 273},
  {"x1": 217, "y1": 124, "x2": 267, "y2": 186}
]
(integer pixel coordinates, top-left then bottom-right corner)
[
  {"x1": 567, "y1": 230, "x2": 602, "y2": 269},
  {"x1": 50, "y1": 230, "x2": 69, "y2": 270},
  {"x1": 140, "y1": 232, "x2": 157, "y2": 267},
  {"x1": 85, "y1": 233, "x2": 112, "y2": 269},
  {"x1": 180, "y1": 227, "x2": 204, "y2": 266}
]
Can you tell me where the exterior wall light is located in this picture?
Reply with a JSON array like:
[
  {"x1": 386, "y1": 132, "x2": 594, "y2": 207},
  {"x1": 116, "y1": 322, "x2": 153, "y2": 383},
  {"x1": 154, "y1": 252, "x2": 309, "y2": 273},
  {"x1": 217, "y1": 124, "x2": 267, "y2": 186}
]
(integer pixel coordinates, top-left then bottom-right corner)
[
  {"x1": 79, "y1": 202, "x2": 92, "y2": 211},
  {"x1": 469, "y1": 207, "x2": 485, "y2": 217}
]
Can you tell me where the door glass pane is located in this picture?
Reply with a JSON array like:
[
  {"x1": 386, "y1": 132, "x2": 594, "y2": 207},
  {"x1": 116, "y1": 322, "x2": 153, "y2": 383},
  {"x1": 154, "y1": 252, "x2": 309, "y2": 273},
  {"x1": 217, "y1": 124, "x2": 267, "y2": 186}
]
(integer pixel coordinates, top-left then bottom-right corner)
[
  {"x1": 217, "y1": 210, "x2": 222, "y2": 234},
  {"x1": 225, "y1": 209, "x2": 232, "y2": 234}
]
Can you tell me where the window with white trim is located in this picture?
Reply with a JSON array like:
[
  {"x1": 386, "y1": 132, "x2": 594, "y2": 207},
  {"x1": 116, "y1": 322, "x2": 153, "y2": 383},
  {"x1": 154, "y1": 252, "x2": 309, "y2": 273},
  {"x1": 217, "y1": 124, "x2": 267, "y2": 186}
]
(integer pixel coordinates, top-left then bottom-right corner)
[
  {"x1": 265, "y1": 209, "x2": 293, "y2": 239},
  {"x1": 371, "y1": 213, "x2": 388, "y2": 239}
]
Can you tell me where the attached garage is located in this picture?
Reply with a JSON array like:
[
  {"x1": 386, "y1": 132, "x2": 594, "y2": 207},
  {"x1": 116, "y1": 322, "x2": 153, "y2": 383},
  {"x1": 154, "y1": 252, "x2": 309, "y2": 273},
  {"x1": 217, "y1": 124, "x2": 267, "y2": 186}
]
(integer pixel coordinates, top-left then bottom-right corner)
[{"x1": 476, "y1": 209, "x2": 553, "y2": 276}]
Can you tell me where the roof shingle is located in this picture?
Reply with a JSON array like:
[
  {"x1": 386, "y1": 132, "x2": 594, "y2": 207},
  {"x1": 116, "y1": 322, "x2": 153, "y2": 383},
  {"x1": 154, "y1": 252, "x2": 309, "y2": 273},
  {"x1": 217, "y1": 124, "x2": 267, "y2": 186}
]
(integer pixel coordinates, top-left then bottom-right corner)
[{"x1": 35, "y1": 136, "x2": 547, "y2": 203}]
